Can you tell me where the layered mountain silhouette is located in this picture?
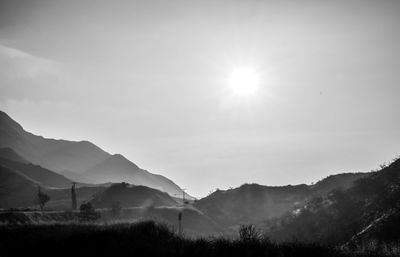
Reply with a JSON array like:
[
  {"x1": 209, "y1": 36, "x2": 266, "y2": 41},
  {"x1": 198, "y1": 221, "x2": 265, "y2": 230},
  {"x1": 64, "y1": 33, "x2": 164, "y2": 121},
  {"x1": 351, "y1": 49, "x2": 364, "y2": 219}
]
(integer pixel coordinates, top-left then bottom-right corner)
[
  {"x1": 0, "y1": 150, "x2": 179, "y2": 210},
  {"x1": 2, "y1": 110, "x2": 399, "y2": 243},
  {"x1": 0, "y1": 147, "x2": 99, "y2": 208},
  {"x1": 0, "y1": 111, "x2": 188, "y2": 197},
  {"x1": 0, "y1": 148, "x2": 75, "y2": 208},
  {"x1": 0, "y1": 111, "x2": 108, "y2": 173}
]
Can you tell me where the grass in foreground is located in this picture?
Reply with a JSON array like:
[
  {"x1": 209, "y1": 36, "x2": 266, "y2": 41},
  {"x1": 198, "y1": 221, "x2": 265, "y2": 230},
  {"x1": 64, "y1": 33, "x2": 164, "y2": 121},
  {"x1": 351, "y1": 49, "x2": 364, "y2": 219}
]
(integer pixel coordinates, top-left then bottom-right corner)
[{"x1": 0, "y1": 221, "x2": 395, "y2": 257}]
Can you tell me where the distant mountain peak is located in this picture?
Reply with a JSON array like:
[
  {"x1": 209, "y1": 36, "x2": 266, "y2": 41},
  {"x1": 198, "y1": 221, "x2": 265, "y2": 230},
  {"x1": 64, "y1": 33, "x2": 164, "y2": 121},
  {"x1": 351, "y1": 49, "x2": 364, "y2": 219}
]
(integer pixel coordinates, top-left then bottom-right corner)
[{"x1": 111, "y1": 153, "x2": 131, "y2": 161}]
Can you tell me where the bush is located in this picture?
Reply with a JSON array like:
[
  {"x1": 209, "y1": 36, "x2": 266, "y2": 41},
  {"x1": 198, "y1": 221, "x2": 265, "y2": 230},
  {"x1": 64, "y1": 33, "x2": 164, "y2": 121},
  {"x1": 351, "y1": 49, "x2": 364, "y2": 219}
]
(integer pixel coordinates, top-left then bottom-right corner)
[
  {"x1": 238, "y1": 224, "x2": 262, "y2": 243},
  {"x1": 79, "y1": 202, "x2": 100, "y2": 222}
]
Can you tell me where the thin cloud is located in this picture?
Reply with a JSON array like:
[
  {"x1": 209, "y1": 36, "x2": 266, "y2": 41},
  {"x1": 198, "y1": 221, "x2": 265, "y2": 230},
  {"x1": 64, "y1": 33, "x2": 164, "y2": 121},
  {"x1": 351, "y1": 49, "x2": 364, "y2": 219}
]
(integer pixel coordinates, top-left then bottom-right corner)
[
  {"x1": 0, "y1": 43, "x2": 60, "y2": 80},
  {"x1": 0, "y1": 43, "x2": 71, "y2": 104}
]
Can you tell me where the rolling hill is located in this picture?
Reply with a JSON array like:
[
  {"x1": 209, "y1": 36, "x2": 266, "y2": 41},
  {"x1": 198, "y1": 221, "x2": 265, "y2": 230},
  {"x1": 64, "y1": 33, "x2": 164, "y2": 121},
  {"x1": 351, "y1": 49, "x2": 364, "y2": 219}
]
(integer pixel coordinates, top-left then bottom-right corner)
[{"x1": 90, "y1": 182, "x2": 178, "y2": 208}]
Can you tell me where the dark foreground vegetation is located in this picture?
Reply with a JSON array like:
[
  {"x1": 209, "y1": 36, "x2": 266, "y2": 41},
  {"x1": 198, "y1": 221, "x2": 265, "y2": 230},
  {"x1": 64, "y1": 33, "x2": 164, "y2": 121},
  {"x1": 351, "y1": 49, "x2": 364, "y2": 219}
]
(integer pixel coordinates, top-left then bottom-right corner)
[{"x1": 0, "y1": 221, "x2": 396, "y2": 257}]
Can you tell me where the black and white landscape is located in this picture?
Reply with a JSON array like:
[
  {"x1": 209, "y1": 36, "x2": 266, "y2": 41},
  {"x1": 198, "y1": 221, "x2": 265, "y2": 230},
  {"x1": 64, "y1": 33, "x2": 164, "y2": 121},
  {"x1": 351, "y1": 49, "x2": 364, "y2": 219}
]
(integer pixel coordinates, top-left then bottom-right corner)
[
  {"x1": 1, "y1": 108, "x2": 400, "y2": 256},
  {"x1": 1, "y1": 1, "x2": 400, "y2": 257}
]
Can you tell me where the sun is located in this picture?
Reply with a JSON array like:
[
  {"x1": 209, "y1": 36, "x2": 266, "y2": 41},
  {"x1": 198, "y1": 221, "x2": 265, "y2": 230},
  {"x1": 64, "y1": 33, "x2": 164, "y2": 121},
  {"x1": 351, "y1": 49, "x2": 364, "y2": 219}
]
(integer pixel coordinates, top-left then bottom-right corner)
[{"x1": 228, "y1": 67, "x2": 260, "y2": 96}]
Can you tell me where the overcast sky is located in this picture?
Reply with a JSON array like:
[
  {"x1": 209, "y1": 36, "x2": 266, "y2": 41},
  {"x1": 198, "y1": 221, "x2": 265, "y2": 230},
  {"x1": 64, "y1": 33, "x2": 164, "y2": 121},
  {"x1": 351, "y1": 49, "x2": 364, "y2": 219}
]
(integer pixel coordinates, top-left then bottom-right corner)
[{"x1": 1, "y1": 0, "x2": 399, "y2": 197}]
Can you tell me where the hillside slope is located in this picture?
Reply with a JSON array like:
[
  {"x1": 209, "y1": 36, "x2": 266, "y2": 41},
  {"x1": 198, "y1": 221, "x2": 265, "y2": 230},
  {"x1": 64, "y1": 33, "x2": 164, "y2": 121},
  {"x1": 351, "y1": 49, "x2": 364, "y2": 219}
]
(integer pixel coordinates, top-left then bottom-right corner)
[
  {"x1": 264, "y1": 157, "x2": 400, "y2": 246},
  {"x1": 0, "y1": 147, "x2": 28, "y2": 163},
  {"x1": 86, "y1": 154, "x2": 188, "y2": 198},
  {"x1": 0, "y1": 151, "x2": 72, "y2": 188}
]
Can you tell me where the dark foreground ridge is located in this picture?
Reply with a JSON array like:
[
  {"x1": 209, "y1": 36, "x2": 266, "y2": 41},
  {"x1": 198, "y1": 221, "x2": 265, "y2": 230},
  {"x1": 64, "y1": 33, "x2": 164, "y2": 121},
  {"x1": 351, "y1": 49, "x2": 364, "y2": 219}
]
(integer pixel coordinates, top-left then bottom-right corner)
[{"x1": 0, "y1": 221, "x2": 394, "y2": 257}]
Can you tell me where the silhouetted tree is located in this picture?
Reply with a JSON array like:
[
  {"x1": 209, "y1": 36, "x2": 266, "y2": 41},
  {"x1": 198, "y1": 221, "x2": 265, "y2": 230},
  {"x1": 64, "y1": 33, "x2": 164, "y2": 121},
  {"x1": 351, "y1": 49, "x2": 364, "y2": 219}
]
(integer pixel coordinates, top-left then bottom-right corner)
[
  {"x1": 36, "y1": 187, "x2": 50, "y2": 211},
  {"x1": 71, "y1": 182, "x2": 77, "y2": 211}
]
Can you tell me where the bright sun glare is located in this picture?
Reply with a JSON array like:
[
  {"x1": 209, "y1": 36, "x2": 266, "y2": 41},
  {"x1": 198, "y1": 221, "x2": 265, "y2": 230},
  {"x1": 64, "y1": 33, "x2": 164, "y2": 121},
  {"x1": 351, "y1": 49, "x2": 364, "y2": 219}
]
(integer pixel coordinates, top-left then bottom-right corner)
[{"x1": 228, "y1": 67, "x2": 260, "y2": 96}]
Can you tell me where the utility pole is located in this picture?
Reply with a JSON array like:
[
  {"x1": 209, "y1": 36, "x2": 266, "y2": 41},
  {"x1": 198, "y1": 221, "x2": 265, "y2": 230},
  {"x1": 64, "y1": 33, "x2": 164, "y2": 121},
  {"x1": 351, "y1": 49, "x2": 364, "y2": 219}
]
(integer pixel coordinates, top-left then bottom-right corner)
[
  {"x1": 176, "y1": 188, "x2": 186, "y2": 237},
  {"x1": 182, "y1": 188, "x2": 186, "y2": 205},
  {"x1": 178, "y1": 212, "x2": 182, "y2": 236}
]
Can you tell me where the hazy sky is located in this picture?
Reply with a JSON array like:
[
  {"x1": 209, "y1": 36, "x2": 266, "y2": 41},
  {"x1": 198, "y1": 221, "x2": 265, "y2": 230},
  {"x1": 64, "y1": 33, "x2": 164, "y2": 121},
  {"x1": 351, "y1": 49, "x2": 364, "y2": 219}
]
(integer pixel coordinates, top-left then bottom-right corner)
[{"x1": 1, "y1": 0, "x2": 400, "y2": 197}]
